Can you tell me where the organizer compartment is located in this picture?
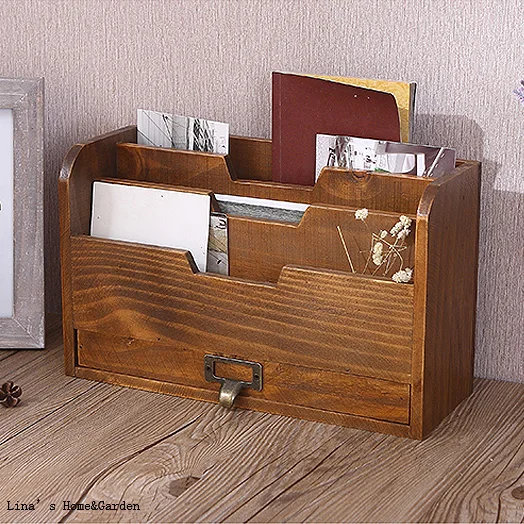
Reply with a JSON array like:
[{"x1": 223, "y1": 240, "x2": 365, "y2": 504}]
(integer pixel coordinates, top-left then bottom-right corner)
[
  {"x1": 117, "y1": 141, "x2": 431, "y2": 214},
  {"x1": 59, "y1": 126, "x2": 480, "y2": 439},
  {"x1": 227, "y1": 205, "x2": 415, "y2": 282}
]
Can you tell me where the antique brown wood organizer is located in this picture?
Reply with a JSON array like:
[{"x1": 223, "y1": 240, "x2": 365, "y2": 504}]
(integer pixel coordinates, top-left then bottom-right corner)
[{"x1": 59, "y1": 126, "x2": 480, "y2": 439}]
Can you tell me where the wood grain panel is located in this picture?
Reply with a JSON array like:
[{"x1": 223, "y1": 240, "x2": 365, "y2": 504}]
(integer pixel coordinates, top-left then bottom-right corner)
[
  {"x1": 77, "y1": 330, "x2": 411, "y2": 424},
  {"x1": 117, "y1": 141, "x2": 431, "y2": 214},
  {"x1": 70, "y1": 235, "x2": 414, "y2": 383},
  {"x1": 59, "y1": 127, "x2": 136, "y2": 373},
  {"x1": 228, "y1": 205, "x2": 415, "y2": 281},
  {"x1": 76, "y1": 366, "x2": 412, "y2": 438},
  {"x1": 411, "y1": 160, "x2": 480, "y2": 438},
  {"x1": 229, "y1": 135, "x2": 272, "y2": 181},
  {"x1": 314, "y1": 167, "x2": 431, "y2": 215}
]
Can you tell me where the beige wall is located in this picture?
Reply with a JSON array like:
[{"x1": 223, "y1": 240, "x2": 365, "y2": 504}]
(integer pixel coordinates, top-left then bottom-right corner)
[{"x1": 1, "y1": 0, "x2": 523, "y2": 381}]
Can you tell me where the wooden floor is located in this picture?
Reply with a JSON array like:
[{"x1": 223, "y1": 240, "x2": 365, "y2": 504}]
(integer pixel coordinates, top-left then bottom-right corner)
[{"x1": 1, "y1": 318, "x2": 524, "y2": 523}]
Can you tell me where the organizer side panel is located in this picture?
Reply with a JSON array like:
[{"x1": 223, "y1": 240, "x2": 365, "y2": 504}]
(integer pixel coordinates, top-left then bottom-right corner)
[
  {"x1": 69, "y1": 236, "x2": 414, "y2": 384},
  {"x1": 76, "y1": 330, "x2": 410, "y2": 424},
  {"x1": 411, "y1": 161, "x2": 480, "y2": 438},
  {"x1": 59, "y1": 126, "x2": 136, "y2": 374},
  {"x1": 58, "y1": 173, "x2": 76, "y2": 374},
  {"x1": 69, "y1": 128, "x2": 136, "y2": 236}
]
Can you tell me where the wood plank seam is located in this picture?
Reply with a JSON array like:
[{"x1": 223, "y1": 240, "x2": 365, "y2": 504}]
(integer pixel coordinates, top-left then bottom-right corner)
[
  {"x1": 0, "y1": 350, "x2": 18, "y2": 362},
  {"x1": 0, "y1": 350, "x2": 59, "y2": 378},
  {"x1": 249, "y1": 434, "x2": 390, "y2": 522},
  {"x1": 238, "y1": 433, "x2": 366, "y2": 522},
  {"x1": 60, "y1": 414, "x2": 204, "y2": 523},
  {"x1": 494, "y1": 442, "x2": 524, "y2": 523},
  {"x1": 0, "y1": 383, "x2": 100, "y2": 448},
  {"x1": 294, "y1": 435, "x2": 392, "y2": 523},
  {"x1": 201, "y1": 428, "x2": 352, "y2": 522}
]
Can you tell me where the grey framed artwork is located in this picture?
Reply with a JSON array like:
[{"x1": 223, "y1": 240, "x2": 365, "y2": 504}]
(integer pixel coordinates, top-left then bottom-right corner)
[{"x1": 0, "y1": 78, "x2": 44, "y2": 348}]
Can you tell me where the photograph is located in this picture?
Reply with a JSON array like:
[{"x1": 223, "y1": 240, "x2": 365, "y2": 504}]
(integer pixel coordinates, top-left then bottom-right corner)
[
  {"x1": 0, "y1": 77, "x2": 44, "y2": 349},
  {"x1": 137, "y1": 109, "x2": 229, "y2": 154},
  {"x1": 316, "y1": 133, "x2": 456, "y2": 179}
]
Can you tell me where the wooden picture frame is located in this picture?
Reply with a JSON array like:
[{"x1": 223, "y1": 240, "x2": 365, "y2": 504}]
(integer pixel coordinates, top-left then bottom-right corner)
[{"x1": 0, "y1": 78, "x2": 44, "y2": 348}]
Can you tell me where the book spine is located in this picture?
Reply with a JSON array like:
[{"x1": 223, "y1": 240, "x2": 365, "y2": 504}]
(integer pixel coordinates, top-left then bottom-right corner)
[{"x1": 271, "y1": 72, "x2": 282, "y2": 183}]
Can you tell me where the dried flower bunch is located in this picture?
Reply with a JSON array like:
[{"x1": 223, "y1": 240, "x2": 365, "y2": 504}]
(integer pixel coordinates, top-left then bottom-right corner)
[{"x1": 339, "y1": 208, "x2": 414, "y2": 283}]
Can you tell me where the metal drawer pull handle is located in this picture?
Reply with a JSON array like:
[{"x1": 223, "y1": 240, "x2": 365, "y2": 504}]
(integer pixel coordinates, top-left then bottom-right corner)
[
  {"x1": 204, "y1": 355, "x2": 263, "y2": 409},
  {"x1": 219, "y1": 379, "x2": 244, "y2": 409}
]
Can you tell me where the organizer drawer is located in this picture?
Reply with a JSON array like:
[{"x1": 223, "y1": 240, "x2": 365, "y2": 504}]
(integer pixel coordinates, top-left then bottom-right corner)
[{"x1": 76, "y1": 330, "x2": 410, "y2": 424}]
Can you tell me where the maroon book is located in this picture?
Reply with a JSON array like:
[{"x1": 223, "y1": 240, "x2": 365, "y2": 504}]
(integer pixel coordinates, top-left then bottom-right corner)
[{"x1": 271, "y1": 72, "x2": 402, "y2": 185}]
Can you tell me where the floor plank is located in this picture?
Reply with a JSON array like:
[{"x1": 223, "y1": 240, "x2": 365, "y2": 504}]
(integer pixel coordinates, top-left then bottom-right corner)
[
  {"x1": 0, "y1": 316, "x2": 95, "y2": 444},
  {"x1": 66, "y1": 413, "x2": 350, "y2": 523},
  {"x1": 1, "y1": 319, "x2": 524, "y2": 523},
  {"x1": 0, "y1": 383, "x2": 216, "y2": 523},
  {"x1": 247, "y1": 379, "x2": 524, "y2": 523},
  {"x1": 0, "y1": 350, "x2": 18, "y2": 362}
]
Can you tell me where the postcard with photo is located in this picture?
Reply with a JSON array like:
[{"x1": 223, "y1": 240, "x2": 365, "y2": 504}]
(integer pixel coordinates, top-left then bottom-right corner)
[
  {"x1": 137, "y1": 109, "x2": 229, "y2": 154},
  {"x1": 315, "y1": 134, "x2": 455, "y2": 180}
]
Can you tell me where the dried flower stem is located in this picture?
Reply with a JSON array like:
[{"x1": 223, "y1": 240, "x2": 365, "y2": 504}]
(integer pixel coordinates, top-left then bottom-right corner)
[
  {"x1": 382, "y1": 237, "x2": 407, "y2": 275},
  {"x1": 363, "y1": 249, "x2": 373, "y2": 274},
  {"x1": 366, "y1": 233, "x2": 404, "y2": 276},
  {"x1": 350, "y1": 208, "x2": 413, "y2": 283},
  {"x1": 337, "y1": 226, "x2": 355, "y2": 273},
  {"x1": 350, "y1": 231, "x2": 369, "y2": 264}
]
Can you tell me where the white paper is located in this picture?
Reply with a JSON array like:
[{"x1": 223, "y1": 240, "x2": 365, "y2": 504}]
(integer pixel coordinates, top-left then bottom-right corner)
[
  {"x1": 0, "y1": 109, "x2": 14, "y2": 317},
  {"x1": 91, "y1": 182, "x2": 211, "y2": 272}
]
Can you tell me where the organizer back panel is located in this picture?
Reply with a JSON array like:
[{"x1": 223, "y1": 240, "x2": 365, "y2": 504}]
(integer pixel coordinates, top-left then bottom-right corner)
[{"x1": 229, "y1": 136, "x2": 272, "y2": 181}]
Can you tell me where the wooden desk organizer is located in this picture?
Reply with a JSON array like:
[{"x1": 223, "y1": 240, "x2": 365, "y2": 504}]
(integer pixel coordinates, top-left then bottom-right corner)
[{"x1": 59, "y1": 126, "x2": 480, "y2": 439}]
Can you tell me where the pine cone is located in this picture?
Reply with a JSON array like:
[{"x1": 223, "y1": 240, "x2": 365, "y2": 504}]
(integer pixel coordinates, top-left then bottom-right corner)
[{"x1": 0, "y1": 381, "x2": 22, "y2": 407}]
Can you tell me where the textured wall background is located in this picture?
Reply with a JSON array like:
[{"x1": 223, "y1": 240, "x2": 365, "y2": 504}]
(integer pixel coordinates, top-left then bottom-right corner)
[{"x1": 0, "y1": 0, "x2": 522, "y2": 381}]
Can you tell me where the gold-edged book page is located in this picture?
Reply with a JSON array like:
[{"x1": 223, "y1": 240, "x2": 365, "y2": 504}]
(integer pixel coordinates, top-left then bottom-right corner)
[{"x1": 307, "y1": 74, "x2": 416, "y2": 143}]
